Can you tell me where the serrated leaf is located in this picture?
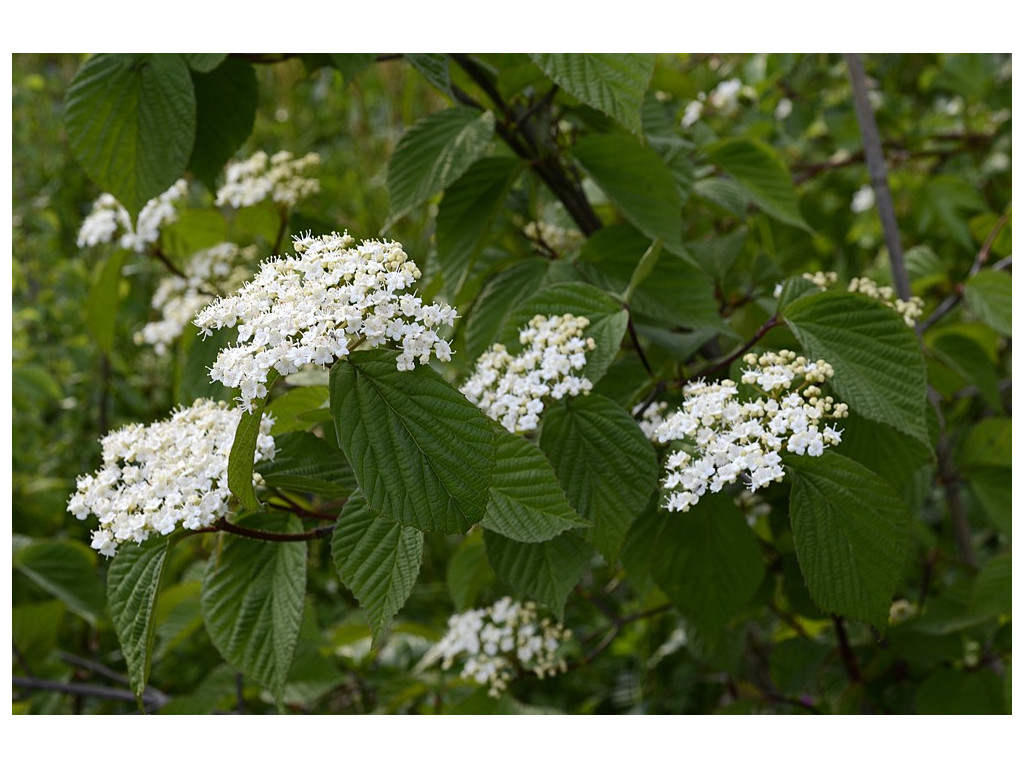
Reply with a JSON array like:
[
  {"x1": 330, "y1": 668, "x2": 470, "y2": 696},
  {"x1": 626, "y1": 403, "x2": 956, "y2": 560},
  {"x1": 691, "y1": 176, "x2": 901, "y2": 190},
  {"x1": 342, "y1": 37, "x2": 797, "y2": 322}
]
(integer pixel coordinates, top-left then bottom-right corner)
[
  {"x1": 255, "y1": 431, "x2": 355, "y2": 497},
  {"x1": 964, "y1": 270, "x2": 1012, "y2": 336},
  {"x1": 705, "y1": 138, "x2": 808, "y2": 230},
  {"x1": 86, "y1": 250, "x2": 126, "y2": 354},
  {"x1": 501, "y1": 282, "x2": 629, "y2": 387},
  {"x1": 483, "y1": 530, "x2": 591, "y2": 618},
  {"x1": 202, "y1": 513, "x2": 306, "y2": 697},
  {"x1": 107, "y1": 537, "x2": 174, "y2": 699},
  {"x1": 386, "y1": 107, "x2": 495, "y2": 224},
  {"x1": 13, "y1": 540, "x2": 106, "y2": 625},
  {"x1": 649, "y1": 494, "x2": 764, "y2": 636},
  {"x1": 331, "y1": 493, "x2": 423, "y2": 642},
  {"x1": 784, "y1": 291, "x2": 929, "y2": 445},
  {"x1": 188, "y1": 57, "x2": 257, "y2": 191},
  {"x1": 65, "y1": 53, "x2": 196, "y2": 217},
  {"x1": 405, "y1": 53, "x2": 453, "y2": 97},
  {"x1": 227, "y1": 370, "x2": 278, "y2": 512},
  {"x1": 463, "y1": 259, "x2": 549, "y2": 361},
  {"x1": 482, "y1": 428, "x2": 588, "y2": 543},
  {"x1": 573, "y1": 133, "x2": 684, "y2": 253},
  {"x1": 330, "y1": 349, "x2": 495, "y2": 534},
  {"x1": 787, "y1": 452, "x2": 910, "y2": 629},
  {"x1": 539, "y1": 395, "x2": 658, "y2": 563},
  {"x1": 529, "y1": 53, "x2": 654, "y2": 133},
  {"x1": 436, "y1": 156, "x2": 523, "y2": 296}
]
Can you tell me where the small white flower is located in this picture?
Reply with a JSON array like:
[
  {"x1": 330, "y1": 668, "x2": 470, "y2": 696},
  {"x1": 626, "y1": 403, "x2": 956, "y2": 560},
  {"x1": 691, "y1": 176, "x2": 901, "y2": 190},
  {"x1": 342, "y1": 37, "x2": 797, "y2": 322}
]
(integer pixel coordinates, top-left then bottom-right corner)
[
  {"x1": 215, "y1": 150, "x2": 320, "y2": 209},
  {"x1": 851, "y1": 185, "x2": 876, "y2": 213},
  {"x1": 77, "y1": 181, "x2": 188, "y2": 252},
  {"x1": 774, "y1": 97, "x2": 793, "y2": 120},
  {"x1": 681, "y1": 99, "x2": 704, "y2": 128}
]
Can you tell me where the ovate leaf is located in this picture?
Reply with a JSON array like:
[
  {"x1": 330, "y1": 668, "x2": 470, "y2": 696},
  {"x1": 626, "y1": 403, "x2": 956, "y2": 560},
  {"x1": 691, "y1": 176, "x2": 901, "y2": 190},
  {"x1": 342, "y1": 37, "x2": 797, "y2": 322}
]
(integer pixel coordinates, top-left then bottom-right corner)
[
  {"x1": 331, "y1": 493, "x2": 423, "y2": 642},
  {"x1": 787, "y1": 452, "x2": 910, "y2": 629},
  {"x1": 65, "y1": 53, "x2": 196, "y2": 217},
  {"x1": 188, "y1": 57, "x2": 258, "y2": 191},
  {"x1": 227, "y1": 370, "x2": 278, "y2": 512},
  {"x1": 330, "y1": 349, "x2": 495, "y2": 534},
  {"x1": 484, "y1": 530, "x2": 592, "y2": 619},
  {"x1": 202, "y1": 513, "x2": 306, "y2": 697},
  {"x1": 705, "y1": 138, "x2": 808, "y2": 230}
]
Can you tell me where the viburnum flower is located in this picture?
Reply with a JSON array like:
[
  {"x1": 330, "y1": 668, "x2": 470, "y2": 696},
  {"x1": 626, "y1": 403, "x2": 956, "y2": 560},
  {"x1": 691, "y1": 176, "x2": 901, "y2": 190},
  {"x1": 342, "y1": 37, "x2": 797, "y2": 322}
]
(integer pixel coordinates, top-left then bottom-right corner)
[
  {"x1": 76, "y1": 180, "x2": 189, "y2": 253},
  {"x1": 461, "y1": 313, "x2": 596, "y2": 434},
  {"x1": 67, "y1": 399, "x2": 275, "y2": 557},
  {"x1": 423, "y1": 597, "x2": 572, "y2": 698},
  {"x1": 774, "y1": 271, "x2": 925, "y2": 327},
  {"x1": 194, "y1": 231, "x2": 457, "y2": 411},
  {"x1": 655, "y1": 350, "x2": 848, "y2": 513},
  {"x1": 135, "y1": 242, "x2": 257, "y2": 355},
  {"x1": 215, "y1": 150, "x2": 320, "y2": 209}
]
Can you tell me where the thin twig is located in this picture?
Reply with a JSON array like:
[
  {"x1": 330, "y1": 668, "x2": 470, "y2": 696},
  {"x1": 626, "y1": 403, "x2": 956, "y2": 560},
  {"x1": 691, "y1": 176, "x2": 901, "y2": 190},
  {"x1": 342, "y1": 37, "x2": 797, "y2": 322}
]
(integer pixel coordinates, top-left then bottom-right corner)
[
  {"x1": 691, "y1": 315, "x2": 782, "y2": 382},
  {"x1": 59, "y1": 652, "x2": 131, "y2": 686},
  {"x1": 13, "y1": 676, "x2": 169, "y2": 711},
  {"x1": 206, "y1": 518, "x2": 335, "y2": 542},
  {"x1": 832, "y1": 615, "x2": 861, "y2": 684}
]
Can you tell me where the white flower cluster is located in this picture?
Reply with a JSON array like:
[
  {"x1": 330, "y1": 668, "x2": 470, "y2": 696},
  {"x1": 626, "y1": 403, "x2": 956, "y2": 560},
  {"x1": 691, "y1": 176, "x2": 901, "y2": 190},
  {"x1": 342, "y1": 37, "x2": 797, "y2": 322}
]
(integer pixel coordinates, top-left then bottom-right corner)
[
  {"x1": 633, "y1": 400, "x2": 670, "y2": 441},
  {"x1": 795, "y1": 271, "x2": 924, "y2": 327},
  {"x1": 430, "y1": 597, "x2": 572, "y2": 698},
  {"x1": 67, "y1": 399, "x2": 276, "y2": 557},
  {"x1": 681, "y1": 78, "x2": 754, "y2": 128},
  {"x1": 136, "y1": 242, "x2": 257, "y2": 355},
  {"x1": 655, "y1": 350, "x2": 848, "y2": 513},
  {"x1": 77, "y1": 180, "x2": 189, "y2": 253},
  {"x1": 523, "y1": 221, "x2": 583, "y2": 254},
  {"x1": 215, "y1": 150, "x2": 321, "y2": 209},
  {"x1": 461, "y1": 314, "x2": 596, "y2": 434},
  {"x1": 194, "y1": 232, "x2": 457, "y2": 411}
]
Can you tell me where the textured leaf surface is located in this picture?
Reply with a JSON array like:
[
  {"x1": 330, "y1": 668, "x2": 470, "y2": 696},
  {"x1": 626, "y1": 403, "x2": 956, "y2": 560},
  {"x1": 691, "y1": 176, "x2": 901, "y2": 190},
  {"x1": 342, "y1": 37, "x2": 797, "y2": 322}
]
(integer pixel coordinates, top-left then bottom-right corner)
[
  {"x1": 787, "y1": 452, "x2": 910, "y2": 629},
  {"x1": 530, "y1": 53, "x2": 654, "y2": 133},
  {"x1": 482, "y1": 428, "x2": 588, "y2": 543},
  {"x1": 386, "y1": 107, "x2": 495, "y2": 223},
  {"x1": 65, "y1": 53, "x2": 195, "y2": 217},
  {"x1": 650, "y1": 495, "x2": 764, "y2": 635},
  {"x1": 573, "y1": 133, "x2": 684, "y2": 253},
  {"x1": 202, "y1": 513, "x2": 306, "y2": 696},
  {"x1": 785, "y1": 291, "x2": 928, "y2": 445},
  {"x1": 227, "y1": 371, "x2": 278, "y2": 512},
  {"x1": 501, "y1": 282, "x2": 629, "y2": 387},
  {"x1": 405, "y1": 53, "x2": 453, "y2": 97},
  {"x1": 540, "y1": 395, "x2": 658, "y2": 562},
  {"x1": 964, "y1": 269, "x2": 1012, "y2": 336},
  {"x1": 188, "y1": 57, "x2": 257, "y2": 191},
  {"x1": 330, "y1": 349, "x2": 495, "y2": 534},
  {"x1": 705, "y1": 138, "x2": 808, "y2": 230},
  {"x1": 107, "y1": 537, "x2": 173, "y2": 698},
  {"x1": 255, "y1": 431, "x2": 355, "y2": 497},
  {"x1": 14, "y1": 540, "x2": 106, "y2": 625},
  {"x1": 331, "y1": 493, "x2": 423, "y2": 642},
  {"x1": 484, "y1": 530, "x2": 592, "y2": 618}
]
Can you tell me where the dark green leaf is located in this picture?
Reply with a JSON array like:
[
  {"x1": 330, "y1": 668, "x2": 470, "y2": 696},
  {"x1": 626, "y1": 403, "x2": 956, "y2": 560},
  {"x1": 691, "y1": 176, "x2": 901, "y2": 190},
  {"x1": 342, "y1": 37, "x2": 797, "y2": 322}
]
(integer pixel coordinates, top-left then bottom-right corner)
[
  {"x1": 705, "y1": 138, "x2": 808, "y2": 230},
  {"x1": 328, "y1": 53, "x2": 378, "y2": 83},
  {"x1": 182, "y1": 54, "x2": 227, "y2": 73},
  {"x1": 970, "y1": 553, "x2": 1011, "y2": 616},
  {"x1": 446, "y1": 530, "x2": 494, "y2": 611},
  {"x1": 65, "y1": 53, "x2": 196, "y2": 217},
  {"x1": 405, "y1": 53, "x2": 453, "y2": 97},
  {"x1": 964, "y1": 269, "x2": 1012, "y2": 336},
  {"x1": 13, "y1": 540, "x2": 106, "y2": 625},
  {"x1": 330, "y1": 349, "x2": 496, "y2": 534},
  {"x1": 227, "y1": 370, "x2": 278, "y2": 512},
  {"x1": 929, "y1": 332, "x2": 1003, "y2": 410},
  {"x1": 484, "y1": 530, "x2": 592, "y2": 618},
  {"x1": 255, "y1": 431, "x2": 355, "y2": 497},
  {"x1": 188, "y1": 57, "x2": 258, "y2": 191},
  {"x1": 463, "y1": 259, "x2": 549, "y2": 361}
]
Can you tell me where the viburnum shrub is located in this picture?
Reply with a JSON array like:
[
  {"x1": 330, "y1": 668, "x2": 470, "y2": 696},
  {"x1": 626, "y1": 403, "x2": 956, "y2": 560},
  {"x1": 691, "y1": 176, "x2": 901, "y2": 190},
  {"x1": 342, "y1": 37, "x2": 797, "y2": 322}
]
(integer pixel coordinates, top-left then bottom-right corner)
[{"x1": 11, "y1": 53, "x2": 1010, "y2": 716}]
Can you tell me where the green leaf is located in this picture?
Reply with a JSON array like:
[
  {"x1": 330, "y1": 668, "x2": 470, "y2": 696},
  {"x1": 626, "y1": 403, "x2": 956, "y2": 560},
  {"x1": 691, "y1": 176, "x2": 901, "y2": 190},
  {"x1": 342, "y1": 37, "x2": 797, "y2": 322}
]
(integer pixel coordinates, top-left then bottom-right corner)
[
  {"x1": 160, "y1": 209, "x2": 228, "y2": 260},
  {"x1": 501, "y1": 282, "x2": 629, "y2": 387},
  {"x1": 649, "y1": 495, "x2": 765, "y2": 636},
  {"x1": 963, "y1": 269, "x2": 1012, "y2": 336},
  {"x1": 65, "y1": 53, "x2": 196, "y2": 217},
  {"x1": 529, "y1": 53, "x2": 655, "y2": 133},
  {"x1": 436, "y1": 156, "x2": 523, "y2": 296},
  {"x1": 227, "y1": 370, "x2": 278, "y2": 513},
  {"x1": 965, "y1": 467, "x2": 1011, "y2": 536},
  {"x1": 255, "y1": 431, "x2": 355, "y2": 497},
  {"x1": 957, "y1": 417, "x2": 1011, "y2": 470},
  {"x1": 331, "y1": 493, "x2": 423, "y2": 642},
  {"x1": 327, "y1": 53, "x2": 377, "y2": 84},
  {"x1": 188, "y1": 57, "x2": 258, "y2": 191},
  {"x1": 463, "y1": 259, "x2": 549, "y2": 361},
  {"x1": 916, "y1": 668, "x2": 1003, "y2": 714},
  {"x1": 929, "y1": 332, "x2": 1003, "y2": 410},
  {"x1": 970, "y1": 553, "x2": 1011, "y2": 616},
  {"x1": 13, "y1": 540, "x2": 106, "y2": 625},
  {"x1": 202, "y1": 513, "x2": 306, "y2": 697},
  {"x1": 86, "y1": 250, "x2": 126, "y2": 354},
  {"x1": 13, "y1": 601, "x2": 65, "y2": 668},
  {"x1": 787, "y1": 452, "x2": 911, "y2": 629},
  {"x1": 182, "y1": 54, "x2": 227, "y2": 73},
  {"x1": 784, "y1": 291, "x2": 929, "y2": 445},
  {"x1": 265, "y1": 385, "x2": 330, "y2": 436},
  {"x1": 482, "y1": 428, "x2": 589, "y2": 543},
  {"x1": 834, "y1": 411, "x2": 933, "y2": 491},
  {"x1": 386, "y1": 107, "x2": 495, "y2": 224},
  {"x1": 446, "y1": 530, "x2": 494, "y2": 611},
  {"x1": 175, "y1": 326, "x2": 237, "y2": 405},
  {"x1": 705, "y1": 138, "x2": 808, "y2": 230},
  {"x1": 692, "y1": 177, "x2": 751, "y2": 218},
  {"x1": 540, "y1": 395, "x2": 658, "y2": 563},
  {"x1": 685, "y1": 226, "x2": 748, "y2": 283},
  {"x1": 330, "y1": 349, "x2": 496, "y2": 534},
  {"x1": 484, "y1": 530, "x2": 592, "y2": 618},
  {"x1": 107, "y1": 537, "x2": 174, "y2": 699},
  {"x1": 573, "y1": 133, "x2": 684, "y2": 253},
  {"x1": 405, "y1": 53, "x2": 453, "y2": 97}
]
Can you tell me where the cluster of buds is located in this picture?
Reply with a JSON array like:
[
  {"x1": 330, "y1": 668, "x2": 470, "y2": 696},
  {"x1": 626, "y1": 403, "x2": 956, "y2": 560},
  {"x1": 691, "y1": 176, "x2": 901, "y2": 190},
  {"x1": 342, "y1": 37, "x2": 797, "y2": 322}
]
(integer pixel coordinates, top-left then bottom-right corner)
[
  {"x1": 76, "y1": 180, "x2": 189, "y2": 253},
  {"x1": 215, "y1": 150, "x2": 321, "y2": 209},
  {"x1": 789, "y1": 271, "x2": 924, "y2": 327}
]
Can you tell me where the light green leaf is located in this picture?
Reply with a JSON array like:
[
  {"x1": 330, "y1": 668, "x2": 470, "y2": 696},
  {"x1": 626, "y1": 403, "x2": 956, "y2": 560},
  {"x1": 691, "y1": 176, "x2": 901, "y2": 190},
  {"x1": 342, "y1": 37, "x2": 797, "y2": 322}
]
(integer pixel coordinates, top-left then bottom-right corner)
[
  {"x1": 107, "y1": 536, "x2": 174, "y2": 699},
  {"x1": 255, "y1": 431, "x2": 355, "y2": 498},
  {"x1": 202, "y1": 513, "x2": 306, "y2": 697},
  {"x1": 529, "y1": 53, "x2": 655, "y2": 133},
  {"x1": 482, "y1": 428, "x2": 589, "y2": 543},
  {"x1": 705, "y1": 138, "x2": 808, "y2": 230},
  {"x1": 787, "y1": 452, "x2": 911, "y2": 629},
  {"x1": 964, "y1": 270, "x2": 1012, "y2": 336},
  {"x1": 484, "y1": 530, "x2": 592, "y2": 618},
  {"x1": 188, "y1": 57, "x2": 258, "y2": 191},
  {"x1": 692, "y1": 177, "x2": 751, "y2": 219},
  {"x1": 65, "y1": 53, "x2": 196, "y2": 217},
  {"x1": 227, "y1": 370, "x2": 278, "y2": 512},
  {"x1": 573, "y1": 133, "x2": 684, "y2": 253},
  {"x1": 160, "y1": 209, "x2": 228, "y2": 260},
  {"x1": 649, "y1": 494, "x2": 765, "y2": 636},
  {"x1": 331, "y1": 493, "x2": 423, "y2": 642},
  {"x1": 386, "y1": 107, "x2": 495, "y2": 224},
  {"x1": 330, "y1": 349, "x2": 496, "y2": 534},
  {"x1": 784, "y1": 291, "x2": 929, "y2": 445},
  {"x1": 86, "y1": 250, "x2": 126, "y2": 354},
  {"x1": 13, "y1": 540, "x2": 106, "y2": 625},
  {"x1": 539, "y1": 395, "x2": 657, "y2": 563},
  {"x1": 265, "y1": 385, "x2": 329, "y2": 435}
]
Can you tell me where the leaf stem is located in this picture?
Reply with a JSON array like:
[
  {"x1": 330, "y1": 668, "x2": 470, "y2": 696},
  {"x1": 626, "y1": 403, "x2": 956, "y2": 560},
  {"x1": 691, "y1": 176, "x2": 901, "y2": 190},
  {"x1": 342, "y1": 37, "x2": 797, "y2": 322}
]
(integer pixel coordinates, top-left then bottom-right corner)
[{"x1": 209, "y1": 518, "x2": 335, "y2": 542}]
